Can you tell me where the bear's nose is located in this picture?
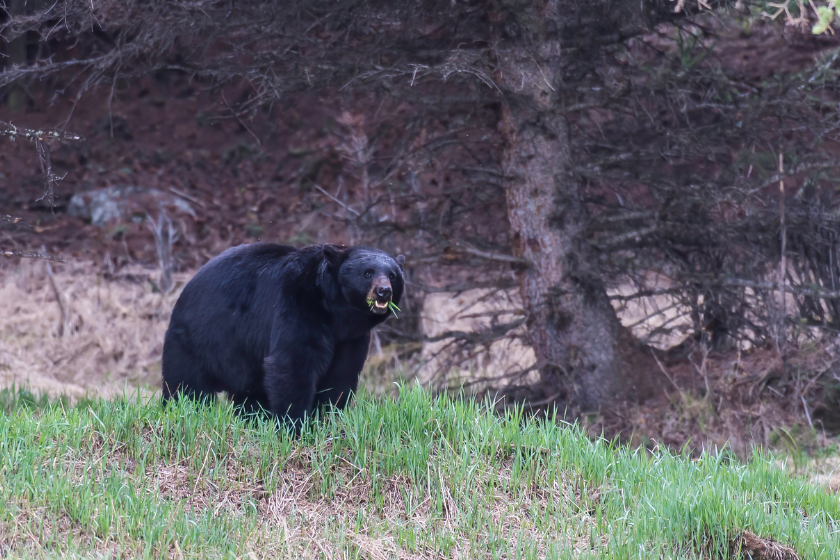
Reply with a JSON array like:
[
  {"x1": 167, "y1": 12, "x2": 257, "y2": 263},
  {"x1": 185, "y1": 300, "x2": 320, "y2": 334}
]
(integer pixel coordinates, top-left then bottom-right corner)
[{"x1": 376, "y1": 286, "x2": 392, "y2": 299}]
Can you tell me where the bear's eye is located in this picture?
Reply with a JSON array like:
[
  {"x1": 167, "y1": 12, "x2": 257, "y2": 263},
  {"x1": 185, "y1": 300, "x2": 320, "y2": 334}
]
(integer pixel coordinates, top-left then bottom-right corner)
[
  {"x1": 364, "y1": 269, "x2": 374, "y2": 279},
  {"x1": 389, "y1": 272, "x2": 396, "y2": 281}
]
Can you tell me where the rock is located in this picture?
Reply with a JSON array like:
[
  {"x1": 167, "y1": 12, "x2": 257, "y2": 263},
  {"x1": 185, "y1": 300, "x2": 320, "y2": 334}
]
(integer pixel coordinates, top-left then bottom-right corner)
[{"x1": 68, "y1": 185, "x2": 195, "y2": 227}]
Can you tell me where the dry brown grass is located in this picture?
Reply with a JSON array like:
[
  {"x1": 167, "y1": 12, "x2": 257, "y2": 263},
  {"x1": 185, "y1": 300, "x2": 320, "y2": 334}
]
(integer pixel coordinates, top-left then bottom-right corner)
[
  {"x1": 0, "y1": 258, "x2": 185, "y2": 400},
  {"x1": 250, "y1": 455, "x2": 596, "y2": 559},
  {"x1": 2, "y1": 442, "x2": 598, "y2": 559}
]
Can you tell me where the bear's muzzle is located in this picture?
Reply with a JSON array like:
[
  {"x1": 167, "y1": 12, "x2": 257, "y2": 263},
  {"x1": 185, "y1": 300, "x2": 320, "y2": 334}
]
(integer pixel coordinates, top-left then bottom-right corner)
[{"x1": 367, "y1": 276, "x2": 393, "y2": 314}]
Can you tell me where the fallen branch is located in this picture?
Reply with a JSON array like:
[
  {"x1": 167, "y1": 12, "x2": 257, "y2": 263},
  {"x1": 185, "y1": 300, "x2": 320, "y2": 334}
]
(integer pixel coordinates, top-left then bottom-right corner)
[
  {"x1": 0, "y1": 121, "x2": 84, "y2": 143},
  {"x1": 1, "y1": 250, "x2": 66, "y2": 262}
]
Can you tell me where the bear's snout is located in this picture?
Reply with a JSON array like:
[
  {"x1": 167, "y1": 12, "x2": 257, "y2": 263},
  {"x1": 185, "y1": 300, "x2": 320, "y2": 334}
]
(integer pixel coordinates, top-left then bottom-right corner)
[
  {"x1": 367, "y1": 276, "x2": 394, "y2": 313},
  {"x1": 370, "y1": 276, "x2": 393, "y2": 300}
]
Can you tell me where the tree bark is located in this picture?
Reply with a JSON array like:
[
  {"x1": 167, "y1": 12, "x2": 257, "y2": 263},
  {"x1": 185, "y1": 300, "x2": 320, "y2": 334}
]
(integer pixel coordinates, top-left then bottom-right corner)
[{"x1": 495, "y1": 0, "x2": 656, "y2": 411}]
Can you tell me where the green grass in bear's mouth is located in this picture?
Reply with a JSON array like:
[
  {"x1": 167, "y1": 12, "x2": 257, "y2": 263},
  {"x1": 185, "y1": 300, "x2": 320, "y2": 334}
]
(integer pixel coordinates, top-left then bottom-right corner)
[{"x1": 367, "y1": 300, "x2": 401, "y2": 318}]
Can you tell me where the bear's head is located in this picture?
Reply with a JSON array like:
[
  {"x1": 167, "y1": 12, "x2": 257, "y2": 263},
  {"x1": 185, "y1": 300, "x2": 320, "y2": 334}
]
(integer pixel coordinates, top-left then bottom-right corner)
[{"x1": 323, "y1": 245, "x2": 405, "y2": 316}]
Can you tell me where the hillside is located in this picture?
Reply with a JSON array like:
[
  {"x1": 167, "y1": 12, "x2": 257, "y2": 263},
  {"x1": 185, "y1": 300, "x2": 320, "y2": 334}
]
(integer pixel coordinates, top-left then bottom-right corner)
[{"x1": 0, "y1": 386, "x2": 837, "y2": 559}]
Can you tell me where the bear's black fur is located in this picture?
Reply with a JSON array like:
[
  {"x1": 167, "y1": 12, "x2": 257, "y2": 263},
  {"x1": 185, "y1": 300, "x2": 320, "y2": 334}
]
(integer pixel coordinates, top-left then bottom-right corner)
[{"x1": 161, "y1": 243, "x2": 405, "y2": 426}]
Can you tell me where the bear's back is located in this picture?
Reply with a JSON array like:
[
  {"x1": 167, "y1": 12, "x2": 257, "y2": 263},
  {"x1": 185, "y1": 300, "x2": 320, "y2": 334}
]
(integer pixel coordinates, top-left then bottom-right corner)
[
  {"x1": 172, "y1": 243, "x2": 297, "y2": 320},
  {"x1": 198, "y1": 243, "x2": 296, "y2": 285},
  {"x1": 213, "y1": 242, "x2": 298, "y2": 269}
]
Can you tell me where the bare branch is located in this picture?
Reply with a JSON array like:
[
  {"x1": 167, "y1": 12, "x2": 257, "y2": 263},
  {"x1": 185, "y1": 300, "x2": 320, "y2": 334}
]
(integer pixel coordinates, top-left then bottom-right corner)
[
  {"x1": 443, "y1": 236, "x2": 531, "y2": 267},
  {"x1": 0, "y1": 121, "x2": 84, "y2": 143},
  {"x1": 313, "y1": 183, "x2": 361, "y2": 217}
]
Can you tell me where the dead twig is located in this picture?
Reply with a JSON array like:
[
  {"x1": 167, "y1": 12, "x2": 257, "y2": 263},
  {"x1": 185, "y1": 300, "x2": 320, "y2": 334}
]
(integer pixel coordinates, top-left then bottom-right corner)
[
  {"x1": 43, "y1": 246, "x2": 68, "y2": 338},
  {"x1": 168, "y1": 187, "x2": 206, "y2": 209},
  {"x1": 651, "y1": 351, "x2": 681, "y2": 392},
  {"x1": 148, "y1": 213, "x2": 179, "y2": 295},
  {"x1": 221, "y1": 94, "x2": 262, "y2": 148},
  {"x1": 777, "y1": 152, "x2": 787, "y2": 356},
  {"x1": 313, "y1": 183, "x2": 361, "y2": 217}
]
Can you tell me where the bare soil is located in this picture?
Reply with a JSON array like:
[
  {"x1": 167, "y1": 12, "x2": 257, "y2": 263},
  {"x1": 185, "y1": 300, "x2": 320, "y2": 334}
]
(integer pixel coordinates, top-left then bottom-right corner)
[{"x1": 0, "y1": 258, "x2": 180, "y2": 399}]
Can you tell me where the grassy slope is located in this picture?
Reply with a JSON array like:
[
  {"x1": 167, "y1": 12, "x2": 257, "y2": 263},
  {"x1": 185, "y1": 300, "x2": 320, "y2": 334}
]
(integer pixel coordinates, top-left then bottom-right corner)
[{"x1": 0, "y1": 386, "x2": 837, "y2": 559}]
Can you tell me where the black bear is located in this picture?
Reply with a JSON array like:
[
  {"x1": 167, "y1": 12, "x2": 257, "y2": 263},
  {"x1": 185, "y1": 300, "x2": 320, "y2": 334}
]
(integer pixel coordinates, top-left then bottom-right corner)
[{"x1": 161, "y1": 242, "x2": 405, "y2": 427}]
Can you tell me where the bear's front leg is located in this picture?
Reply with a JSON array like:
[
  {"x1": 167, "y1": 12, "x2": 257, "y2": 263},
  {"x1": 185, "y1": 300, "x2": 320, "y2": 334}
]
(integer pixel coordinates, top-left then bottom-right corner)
[
  {"x1": 314, "y1": 334, "x2": 370, "y2": 411},
  {"x1": 262, "y1": 346, "x2": 330, "y2": 430}
]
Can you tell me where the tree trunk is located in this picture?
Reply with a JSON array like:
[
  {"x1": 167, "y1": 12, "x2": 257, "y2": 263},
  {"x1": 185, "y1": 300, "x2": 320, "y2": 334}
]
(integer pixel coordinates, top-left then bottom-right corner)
[{"x1": 495, "y1": 2, "x2": 656, "y2": 411}]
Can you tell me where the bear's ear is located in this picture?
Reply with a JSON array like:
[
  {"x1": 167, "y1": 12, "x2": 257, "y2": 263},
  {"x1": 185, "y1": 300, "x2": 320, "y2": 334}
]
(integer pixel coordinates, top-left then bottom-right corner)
[
  {"x1": 322, "y1": 244, "x2": 348, "y2": 268},
  {"x1": 395, "y1": 254, "x2": 405, "y2": 268}
]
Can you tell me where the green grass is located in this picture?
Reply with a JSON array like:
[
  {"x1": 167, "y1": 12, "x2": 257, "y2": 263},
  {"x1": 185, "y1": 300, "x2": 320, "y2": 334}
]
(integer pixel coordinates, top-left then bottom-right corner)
[{"x1": 0, "y1": 385, "x2": 837, "y2": 559}]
